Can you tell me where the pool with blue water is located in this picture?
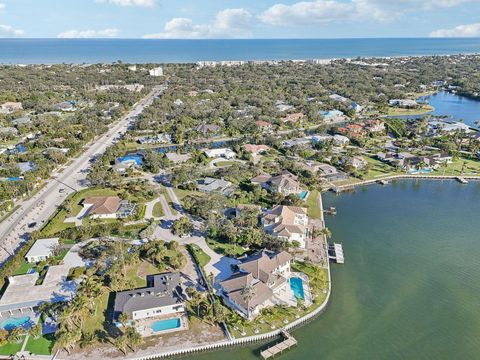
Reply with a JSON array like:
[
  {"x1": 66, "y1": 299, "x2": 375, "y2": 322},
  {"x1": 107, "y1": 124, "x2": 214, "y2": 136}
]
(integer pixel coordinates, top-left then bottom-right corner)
[
  {"x1": 290, "y1": 277, "x2": 305, "y2": 300},
  {"x1": 151, "y1": 317, "x2": 181, "y2": 332}
]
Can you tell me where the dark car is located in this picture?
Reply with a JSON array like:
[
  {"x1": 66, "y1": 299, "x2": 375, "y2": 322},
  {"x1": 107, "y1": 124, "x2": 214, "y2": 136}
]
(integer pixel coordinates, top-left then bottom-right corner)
[{"x1": 28, "y1": 222, "x2": 37, "y2": 228}]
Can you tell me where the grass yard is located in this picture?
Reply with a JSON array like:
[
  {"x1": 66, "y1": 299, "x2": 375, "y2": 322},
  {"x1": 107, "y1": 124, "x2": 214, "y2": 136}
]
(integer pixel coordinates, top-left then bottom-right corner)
[
  {"x1": 384, "y1": 104, "x2": 433, "y2": 116},
  {"x1": 174, "y1": 188, "x2": 204, "y2": 201},
  {"x1": 82, "y1": 292, "x2": 109, "y2": 335},
  {"x1": 306, "y1": 190, "x2": 321, "y2": 219},
  {"x1": 0, "y1": 338, "x2": 24, "y2": 356},
  {"x1": 214, "y1": 160, "x2": 237, "y2": 167},
  {"x1": 206, "y1": 238, "x2": 246, "y2": 257},
  {"x1": 14, "y1": 261, "x2": 33, "y2": 275},
  {"x1": 437, "y1": 158, "x2": 480, "y2": 176},
  {"x1": 187, "y1": 244, "x2": 211, "y2": 268},
  {"x1": 152, "y1": 201, "x2": 164, "y2": 217},
  {"x1": 363, "y1": 156, "x2": 399, "y2": 180},
  {"x1": 25, "y1": 334, "x2": 55, "y2": 355}
]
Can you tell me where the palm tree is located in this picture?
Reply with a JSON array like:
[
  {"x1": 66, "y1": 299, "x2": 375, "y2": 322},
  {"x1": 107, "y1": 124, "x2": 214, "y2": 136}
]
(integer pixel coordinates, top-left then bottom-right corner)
[
  {"x1": 29, "y1": 323, "x2": 42, "y2": 339},
  {"x1": 125, "y1": 327, "x2": 144, "y2": 352},
  {"x1": 79, "y1": 331, "x2": 95, "y2": 349},
  {"x1": 240, "y1": 284, "x2": 256, "y2": 319},
  {"x1": 114, "y1": 334, "x2": 129, "y2": 355},
  {"x1": 118, "y1": 312, "x2": 129, "y2": 328}
]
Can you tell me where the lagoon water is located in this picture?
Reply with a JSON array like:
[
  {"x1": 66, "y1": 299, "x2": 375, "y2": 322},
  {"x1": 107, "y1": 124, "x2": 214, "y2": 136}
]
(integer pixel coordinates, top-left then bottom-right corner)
[
  {"x1": 420, "y1": 91, "x2": 480, "y2": 128},
  {"x1": 192, "y1": 180, "x2": 480, "y2": 360},
  {"x1": 1, "y1": 38, "x2": 480, "y2": 64}
]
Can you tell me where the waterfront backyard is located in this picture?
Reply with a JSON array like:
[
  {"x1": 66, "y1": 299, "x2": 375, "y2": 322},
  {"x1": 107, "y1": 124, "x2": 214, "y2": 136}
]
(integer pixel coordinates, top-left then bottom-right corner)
[{"x1": 188, "y1": 179, "x2": 480, "y2": 360}]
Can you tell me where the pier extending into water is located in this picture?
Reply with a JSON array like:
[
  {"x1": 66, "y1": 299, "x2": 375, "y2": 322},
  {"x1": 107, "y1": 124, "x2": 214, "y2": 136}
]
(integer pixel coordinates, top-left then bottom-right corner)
[
  {"x1": 260, "y1": 331, "x2": 298, "y2": 359},
  {"x1": 329, "y1": 243, "x2": 345, "y2": 264}
]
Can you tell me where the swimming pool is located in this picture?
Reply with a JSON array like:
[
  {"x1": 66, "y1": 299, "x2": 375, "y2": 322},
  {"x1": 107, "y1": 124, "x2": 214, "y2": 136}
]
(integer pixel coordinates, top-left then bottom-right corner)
[
  {"x1": 290, "y1": 277, "x2": 305, "y2": 300},
  {"x1": 117, "y1": 154, "x2": 144, "y2": 166},
  {"x1": 409, "y1": 168, "x2": 433, "y2": 174},
  {"x1": 151, "y1": 317, "x2": 181, "y2": 332},
  {"x1": 298, "y1": 191, "x2": 309, "y2": 200},
  {"x1": 0, "y1": 316, "x2": 31, "y2": 331}
]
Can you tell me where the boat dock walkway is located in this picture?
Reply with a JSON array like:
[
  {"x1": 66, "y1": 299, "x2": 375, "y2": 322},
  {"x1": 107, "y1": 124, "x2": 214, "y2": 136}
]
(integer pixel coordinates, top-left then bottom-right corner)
[
  {"x1": 260, "y1": 331, "x2": 298, "y2": 359},
  {"x1": 456, "y1": 176, "x2": 469, "y2": 184},
  {"x1": 328, "y1": 243, "x2": 344, "y2": 264}
]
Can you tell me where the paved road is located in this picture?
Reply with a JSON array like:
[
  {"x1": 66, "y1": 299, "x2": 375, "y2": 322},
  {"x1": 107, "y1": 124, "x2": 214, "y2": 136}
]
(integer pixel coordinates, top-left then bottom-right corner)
[{"x1": 0, "y1": 85, "x2": 167, "y2": 264}]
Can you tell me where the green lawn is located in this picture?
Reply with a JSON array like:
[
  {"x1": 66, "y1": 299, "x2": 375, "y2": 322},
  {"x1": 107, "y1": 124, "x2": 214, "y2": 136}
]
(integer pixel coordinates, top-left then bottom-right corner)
[
  {"x1": 206, "y1": 239, "x2": 246, "y2": 257},
  {"x1": 187, "y1": 244, "x2": 211, "y2": 268},
  {"x1": 82, "y1": 291, "x2": 109, "y2": 335},
  {"x1": 214, "y1": 160, "x2": 237, "y2": 167},
  {"x1": 363, "y1": 156, "x2": 399, "y2": 180},
  {"x1": 162, "y1": 188, "x2": 178, "y2": 215},
  {"x1": 25, "y1": 334, "x2": 55, "y2": 355},
  {"x1": 0, "y1": 338, "x2": 24, "y2": 356},
  {"x1": 306, "y1": 190, "x2": 321, "y2": 219},
  {"x1": 438, "y1": 158, "x2": 480, "y2": 176},
  {"x1": 174, "y1": 188, "x2": 204, "y2": 201},
  {"x1": 14, "y1": 261, "x2": 33, "y2": 275},
  {"x1": 152, "y1": 201, "x2": 164, "y2": 217},
  {"x1": 384, "y1": 104, "x2": 433, "y2": 116}
]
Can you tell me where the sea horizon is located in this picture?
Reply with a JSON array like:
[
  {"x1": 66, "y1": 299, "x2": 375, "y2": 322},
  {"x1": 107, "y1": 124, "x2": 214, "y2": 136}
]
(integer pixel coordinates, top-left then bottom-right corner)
[{"x1": 1, "y1": 37, "x2": 480, "y2": 64}]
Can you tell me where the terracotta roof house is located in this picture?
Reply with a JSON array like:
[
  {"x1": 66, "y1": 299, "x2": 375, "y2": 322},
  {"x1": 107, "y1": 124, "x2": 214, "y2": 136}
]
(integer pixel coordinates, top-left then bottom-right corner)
[
  {"x1": 263, "y1": 205, "x2": 309, "y2": 248},
  {"x1": 219, "y1": 250, "x2": 292, "y2": 319},
  {"x1": 242, "y1": 144, "x2": 270, "y2": 156},
  {"x1": 255, "y1": 121, "x2": 272, "y2": 131},
  {"x1": 83, "y1": 196, "x2": 121, "y2": 219}
]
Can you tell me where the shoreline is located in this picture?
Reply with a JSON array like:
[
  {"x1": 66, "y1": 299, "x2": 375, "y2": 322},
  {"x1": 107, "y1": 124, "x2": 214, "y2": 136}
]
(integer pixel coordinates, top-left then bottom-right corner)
[{"x1": 326, "y1": 174, "x2": 480, "y2": 193}]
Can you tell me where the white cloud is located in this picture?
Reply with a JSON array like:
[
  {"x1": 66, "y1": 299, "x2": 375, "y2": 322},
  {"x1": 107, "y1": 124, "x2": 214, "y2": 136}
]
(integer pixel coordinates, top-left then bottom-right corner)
[
  {"x1": 0, "y1": 24, "x2": 24, "y2": 37},
  {"x1": 430, "y1": 23, "x2": 480, "y2": 37},
  {"x1": 259, "y1": 0, "x2": 479, "y2": 26},
  {"x1": 96, "y1": 0, "x2": 157, "y2": 6},
  {"x1": 0, "y1": 3, "x2": 5, "y2": 11},
  {"x1": 142, "y1": 8, "x2": 252, "y2": 39},
  {"x1": 57, "y1": 28, "x2": 119, "y2": 38},
  {"x1": 259, "y1": 1, "x2": 353, "y2": 26}
]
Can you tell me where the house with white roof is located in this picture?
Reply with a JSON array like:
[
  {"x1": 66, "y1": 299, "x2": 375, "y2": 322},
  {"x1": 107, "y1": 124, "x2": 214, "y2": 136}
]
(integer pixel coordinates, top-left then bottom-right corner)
[
  {"x1": 204, "y1": 148, "x2": 236, "y2": 159},
  {"x1": 25, "y1": 238, "x2": 60, "y2": 263}
]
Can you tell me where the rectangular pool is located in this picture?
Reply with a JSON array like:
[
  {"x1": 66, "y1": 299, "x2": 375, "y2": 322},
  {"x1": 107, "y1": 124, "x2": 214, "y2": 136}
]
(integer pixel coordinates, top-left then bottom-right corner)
[
  {"x1": 290, "y1": 277, "x2": 305, "y2": 300},
  {"x1": 298, "y1": 191, "x2": 309, "y2": 200},
  {"x1": 151, "y1": 317, "x2": 181, "y2": 332}
]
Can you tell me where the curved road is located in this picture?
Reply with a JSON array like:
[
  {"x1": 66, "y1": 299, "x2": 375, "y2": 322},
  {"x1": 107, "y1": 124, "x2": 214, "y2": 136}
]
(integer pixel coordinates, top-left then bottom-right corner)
[{"x1": 0, "y1": 84, "x2": 167, "y2": 264}]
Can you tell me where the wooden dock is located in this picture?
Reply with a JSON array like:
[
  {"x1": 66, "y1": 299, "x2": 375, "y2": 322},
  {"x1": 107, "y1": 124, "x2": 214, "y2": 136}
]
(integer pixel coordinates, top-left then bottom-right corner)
[
  {"x1": 456, "y1": 176, "x2": 469, "y2": 184},
  {"x1": 260, "y1": 331, "x2": 297, "y2": 359},
  {"x1": 328, "y1": 243, "x2": 344, "y2": 264}
]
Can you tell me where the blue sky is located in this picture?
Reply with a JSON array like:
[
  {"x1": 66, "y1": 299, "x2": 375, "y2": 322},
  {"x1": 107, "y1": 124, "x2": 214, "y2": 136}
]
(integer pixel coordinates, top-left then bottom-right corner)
[{"x1": 0, "y1": 0, "x2": 480, "y2": 38}]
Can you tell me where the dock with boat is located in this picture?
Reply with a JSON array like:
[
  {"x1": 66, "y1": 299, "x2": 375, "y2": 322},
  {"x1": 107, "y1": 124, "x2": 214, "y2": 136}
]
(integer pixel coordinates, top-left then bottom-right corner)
[
  {"x1": 328, "y1": 243, "x2": 344, "y2": 264},
  {"x1": 260, "y1": 331, "x2": 298, "y2": 359}
]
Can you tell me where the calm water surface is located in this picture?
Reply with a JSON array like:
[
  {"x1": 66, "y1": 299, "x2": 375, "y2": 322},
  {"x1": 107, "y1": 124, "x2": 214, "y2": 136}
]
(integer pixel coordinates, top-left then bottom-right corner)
[
  {"x1": 420, "y1": 91, "x2": 480, "y2": 127},
  {"x1": 1, "y1": 38, "x2": 480, "y2": 64},
  {"x1": 192, "y1": 180, "x2": 480, "y2": 360}
]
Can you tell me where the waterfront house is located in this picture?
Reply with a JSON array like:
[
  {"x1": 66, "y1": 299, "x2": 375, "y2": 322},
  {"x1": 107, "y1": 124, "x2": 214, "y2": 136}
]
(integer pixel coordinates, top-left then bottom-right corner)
[
  {"x1": 219, "y1": 250, "x2": 292, "y2": 319},
  {"x1": 265, "y1": 171, "x2": 303, "y2": 195},
  {"x1": 196, "y1": 124, "x2": 221, "y2": 137},
  {"x1": 262, "y1": 205, "x2": 309, "y2": 248},
  {"x1": 113, "y1": 272, "x2": 184, "y2": 323},
  {"x1": 428, "y1": 120, "x2": 471, "y2": 135},
  {"x1": 204, "y1": 148, "x2": 236, "y2": 159},
  {"x1": 388, "y1": 99, "x2": 419, "y2": 108},
  {"x1": 25, "y1": 238, "x2": 59, "y2": 263}
]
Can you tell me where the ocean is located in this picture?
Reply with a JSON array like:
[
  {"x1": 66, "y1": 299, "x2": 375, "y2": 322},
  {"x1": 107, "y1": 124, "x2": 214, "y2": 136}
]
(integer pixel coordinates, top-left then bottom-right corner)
[{"x1": 1, "y1": 38, "x2": 480, "y2": 64}]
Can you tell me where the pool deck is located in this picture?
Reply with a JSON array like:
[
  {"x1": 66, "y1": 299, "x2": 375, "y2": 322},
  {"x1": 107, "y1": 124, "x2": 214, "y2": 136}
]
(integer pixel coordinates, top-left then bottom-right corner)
[{"x1": 136, "y1": 313, "x2": 189, "y2": 338}]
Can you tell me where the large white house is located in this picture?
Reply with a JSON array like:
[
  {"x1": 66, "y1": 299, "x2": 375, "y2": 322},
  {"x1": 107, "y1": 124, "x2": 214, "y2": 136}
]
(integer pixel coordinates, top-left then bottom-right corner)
[
  {"x1": 219, "y1": 250, "x2": 292, "y2": 319},
  {"x1": 262, "y1": 205, "x2": 309, "y2": 248},
  {"x1": 113, "y1": 272, "x2": 184, "y2": 322},
  {"x1": 204, "y1": 148, "x2": 236, "y2": 159},
  {"x1": 25, "y1": 238, "x2": 59, "y2": 263}
]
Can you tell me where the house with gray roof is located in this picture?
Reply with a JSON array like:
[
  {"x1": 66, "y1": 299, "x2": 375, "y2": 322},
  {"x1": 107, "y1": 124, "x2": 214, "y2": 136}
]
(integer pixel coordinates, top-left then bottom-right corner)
[
  {"x1": 197, "y1": 177, "x2": 233, "y2": 195},
  {"x1": 113, "y1": 272, "x2": 184, "y2": 323}
]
